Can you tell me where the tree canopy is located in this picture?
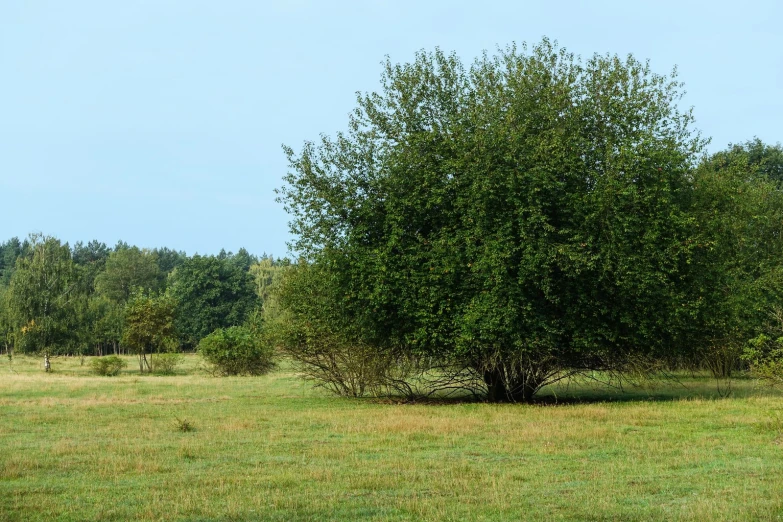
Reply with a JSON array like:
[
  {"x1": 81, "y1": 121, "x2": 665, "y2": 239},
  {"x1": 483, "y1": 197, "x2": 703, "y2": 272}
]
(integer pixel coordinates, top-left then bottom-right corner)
[
  {"x1": 707, "y1": 138, "x2": 783, "y2": 183},
  {"x1": 95, "y1": 247, "x2": 161, "y2": 304}
]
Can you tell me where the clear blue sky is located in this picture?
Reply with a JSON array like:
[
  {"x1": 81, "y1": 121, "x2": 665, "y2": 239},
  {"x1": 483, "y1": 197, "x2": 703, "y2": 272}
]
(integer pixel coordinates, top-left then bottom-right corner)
[{"x1": 2, "y1": 1, "x2": 781, "y2": 256}]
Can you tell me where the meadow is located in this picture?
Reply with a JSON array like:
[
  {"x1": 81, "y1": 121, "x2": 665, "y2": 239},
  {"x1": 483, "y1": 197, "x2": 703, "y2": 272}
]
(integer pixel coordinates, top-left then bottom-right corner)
[{"x1": 1, "y1": 354, "x2": 783, "y2": 521}]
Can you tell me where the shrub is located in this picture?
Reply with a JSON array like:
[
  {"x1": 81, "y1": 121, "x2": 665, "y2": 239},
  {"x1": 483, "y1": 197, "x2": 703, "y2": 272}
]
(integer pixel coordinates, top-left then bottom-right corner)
[
  {"x1": 154, "y1": 353, "x2": 183, "y2": 375},
  {"x1": 275, "y1": 322, "x2": 395, "y2": 397},
  {"x1": 700, "y1": 343, "x2": 744, "y2": 379},
  {"x1": 198, "y1": 326, "x2": 274, "y2": 376},
  {"x1": 174, "y1": 417, "x2": 195, "y2": 432},
  {"x1": 91, "y1": 355, "x2": 127, "y2": 376},
  {"x1": 270, "y1": 263, "x2": 480, "y2": 400},
  {"x1": 742, "y1": 308, "x2": 783, "y2": 386},
  {"x1": 743, "y1": 334, "x2": 783, "y2": 385}
]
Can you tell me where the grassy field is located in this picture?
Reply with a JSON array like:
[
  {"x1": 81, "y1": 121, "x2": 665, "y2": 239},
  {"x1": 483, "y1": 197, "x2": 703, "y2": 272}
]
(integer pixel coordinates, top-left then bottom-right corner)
[{"x1": 2, "y1": 354, "x2": 783, "y2": 521}]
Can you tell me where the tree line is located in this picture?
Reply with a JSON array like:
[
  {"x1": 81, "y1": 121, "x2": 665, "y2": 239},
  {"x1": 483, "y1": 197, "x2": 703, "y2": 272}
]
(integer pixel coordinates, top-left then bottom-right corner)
[
  {"x1": 0, "y1": 235, "x2": 289, "y2": 371},
  {"x1": 5, "y1": 40, "x2": 783, "y2": 401}
]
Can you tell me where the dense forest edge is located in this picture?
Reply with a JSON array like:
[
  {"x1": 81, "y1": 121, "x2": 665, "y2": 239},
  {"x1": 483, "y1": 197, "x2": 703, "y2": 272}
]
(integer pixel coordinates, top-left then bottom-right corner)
[{"x1": 0, "y1": 237, "x2": 288, "y2": 374}]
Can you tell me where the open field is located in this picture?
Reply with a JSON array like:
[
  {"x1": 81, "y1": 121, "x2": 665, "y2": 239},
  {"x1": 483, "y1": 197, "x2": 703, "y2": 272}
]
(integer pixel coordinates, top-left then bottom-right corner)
[{"x1": 2, "y1": 355, "x2": 783, "y2": 521}]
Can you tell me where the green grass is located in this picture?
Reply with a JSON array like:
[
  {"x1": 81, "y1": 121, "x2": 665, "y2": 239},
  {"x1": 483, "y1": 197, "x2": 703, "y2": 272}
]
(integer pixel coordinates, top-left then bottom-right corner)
[{"x1": 2, "y1": 354, "x2": 783, "y2": 521}]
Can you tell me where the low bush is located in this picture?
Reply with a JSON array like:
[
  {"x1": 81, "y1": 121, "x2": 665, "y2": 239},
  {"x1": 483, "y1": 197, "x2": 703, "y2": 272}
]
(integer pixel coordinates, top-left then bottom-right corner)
[
  {"x1": 270, "y1": 263, "x2": 485, "y2": 400},
  {"x1": 198, "y1": 326, "x2": 274, "y2": 376},
  {"x1": 91, "y1": 355, "x2": 127, "y2": 376},
  {"x1": 154, "y1": 353, "x2": 183, "y2": 375},
  {"x1": 276, "y1": 324, "x2": 395, "y2": 397}
]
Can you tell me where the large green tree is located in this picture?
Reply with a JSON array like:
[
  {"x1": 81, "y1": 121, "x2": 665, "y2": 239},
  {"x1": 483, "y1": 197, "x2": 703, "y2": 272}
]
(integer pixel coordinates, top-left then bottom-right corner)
[{"x1": 278, "y1": 40, "x2": 706, "y2": 401}]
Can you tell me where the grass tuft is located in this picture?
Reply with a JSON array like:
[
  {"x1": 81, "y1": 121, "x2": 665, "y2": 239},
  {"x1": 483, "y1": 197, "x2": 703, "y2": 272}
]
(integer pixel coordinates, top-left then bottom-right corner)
[{"x1": 174, "y1": 417, "x2": 196, "y2": 433}]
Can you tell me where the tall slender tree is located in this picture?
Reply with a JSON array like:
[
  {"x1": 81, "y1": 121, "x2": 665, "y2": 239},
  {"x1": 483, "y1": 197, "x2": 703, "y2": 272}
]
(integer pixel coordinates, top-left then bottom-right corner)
[{"x1": 7, "y1": 234, "x2": 85, "y2": 360}]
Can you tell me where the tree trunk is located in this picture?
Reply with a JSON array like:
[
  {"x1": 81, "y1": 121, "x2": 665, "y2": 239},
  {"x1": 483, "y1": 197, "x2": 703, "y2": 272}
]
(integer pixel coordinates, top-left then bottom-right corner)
[
  {"x1": 510, "y1": 381, "x2": 538, "y2": 403},
  {"x1": 139, "y1": 351, "x2": 151, "y2": 373},
  {"x1": 483, "y1": 368, "x2": 540, "y2": 403},
  {"x1": 484, "y1": 370, "x2": 507, "y2": 402}
]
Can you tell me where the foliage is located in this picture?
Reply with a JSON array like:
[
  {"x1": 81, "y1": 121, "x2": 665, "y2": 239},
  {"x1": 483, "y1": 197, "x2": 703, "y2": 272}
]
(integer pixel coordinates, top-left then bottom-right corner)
[
  {"x1": 169, "y1": 254, "x2": 258, "y2": 346},
  {"x1": 272, "y1": 263, "x2": 432, "y2": 397},
  {"x1": 122, "y1": 291, "x2": 177, "y2": 373},
  {"x1": 708, "y1": 137, "x2": 783, "y2": 183},
  {"x1": 69, "y1": 240, "x2": 116, "y2": 354},
  {"x1": 7, "y1": 234, "x2": 85, "y2": 356},
  {"x1": 1, "y1": 233, "x2": 275, "y2": 358},
  {"x1": 72, "y1": 240, "x2": 110, "y2": 293},
  {"x1": 197, "y1": 325, "x2": 274, "y2": 376},
  {"x1": 0, "y1": 237, "x2": 30, "y2": 286},
  {"x1": 95, "y1": 247, "x2": 161, "y2": 304},
  {"x1": 743, "y1": 308, "x2": 783, "y2": 385},
  {"x1": 90, "y1": 355, "x2": 127, "y2": 376},
  {"x1": 154, "y1": 352, "x2": 183, "y2": 375},
  {"x1": 272, "y1": 263, "x2": 488, "y2": 399},
  {"x1": 685, "y1": 145, "x2": 783, "y2": 376},
  {"x1": 151, "y1": 247, "x2": 187, "y2": 283},
  {"x1": 222, "y1": 247, "x2": 257, "y2": 271},
  {"x1": 278, "y1": 40, "x2": 706, "y2": 401},
  {"x1": 87, "y1": 296, "x2": 125, "y2": 354},
  {"x1": 249, "y1": 256, "x2": 289, "y2": 303},
  {"x1": 743, "y1": 334, "x2": 783, "y2": 385},
  {"x1": 270, "y1": 263, "x2": 398, "y2": 397}
]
